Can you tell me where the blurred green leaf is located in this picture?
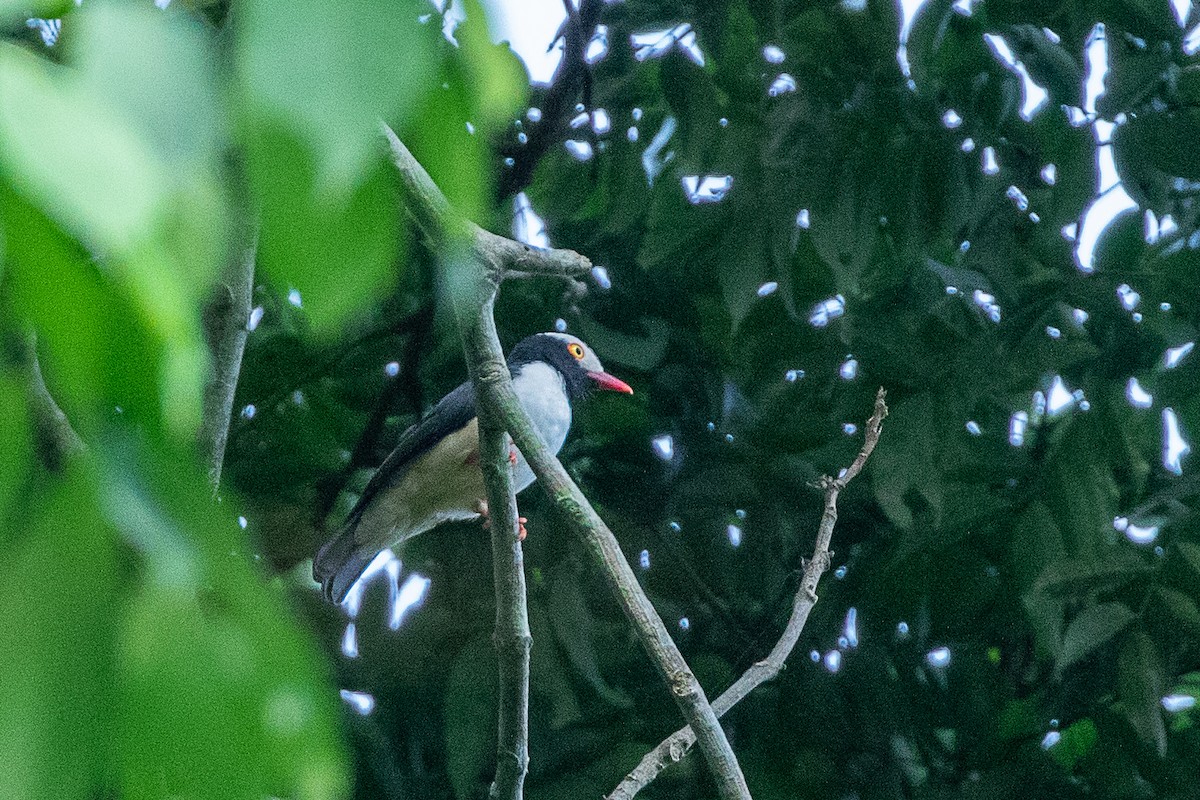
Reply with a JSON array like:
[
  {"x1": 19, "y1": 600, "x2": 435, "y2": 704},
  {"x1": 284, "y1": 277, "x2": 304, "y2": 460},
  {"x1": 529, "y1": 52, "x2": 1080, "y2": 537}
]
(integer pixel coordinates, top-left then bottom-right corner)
[
  {"x1": 0, "y1": 373, "x2": 32, "y2": 529},
  {"x1": 2, "y1": 188, "x2": 167, "y2": 437},
  {"x1": 0, "y1": 465, "x2": 119, "y2": 800},
  {"x1": 98, "y1": 439, "x2": 347, "y2": 800},
  {"x1": 0, "y1": 0, "x2": 70, "y2": 26},
  {"x1": 71, "y1": 4, "x2": 223, "y2": 170},
  {"x1": 455, "y1": 0, "x2": 526, "y2": 135},
  {"x1": 70, "y1": 2, "x2": 229, "y2": 289},
  {"x1": 0, "y1": 20, "x2": 221, "y2": 439},
  {"x1": 246, "y1": 126, "x2": 401, "y2": 336},
  {"x1": 237, "y1": 0, "x2": 435, "y2": 187},
  {"x1": 0, "y1": 43, "x2": 169, "y2": 257},
  {"x1": 1118, "y1": 628, "x2": 1167, "y2": 756},
  {"x1": 1059, "y1": 601, "x2": 1135, "y2": 673}
]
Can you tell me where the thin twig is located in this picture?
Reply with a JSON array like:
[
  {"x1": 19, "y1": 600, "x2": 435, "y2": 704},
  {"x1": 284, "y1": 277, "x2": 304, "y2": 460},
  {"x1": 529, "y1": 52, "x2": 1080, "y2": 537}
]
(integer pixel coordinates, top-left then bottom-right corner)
[
  {"x1": 383, "y1": 123, "x2": 751, "y2": 800},
  {"x1": 494, "y1": 0, "x2": 604, "y2": 201},
  {"x1": 22, "y1": 332, "x2": 84, "y2": 471},
  {"x1": 198, "y1": 239, "x2": 256, "y2": 493},
  {"x1": 606, "y1": 389, "x2": 889, "y2": 800}
]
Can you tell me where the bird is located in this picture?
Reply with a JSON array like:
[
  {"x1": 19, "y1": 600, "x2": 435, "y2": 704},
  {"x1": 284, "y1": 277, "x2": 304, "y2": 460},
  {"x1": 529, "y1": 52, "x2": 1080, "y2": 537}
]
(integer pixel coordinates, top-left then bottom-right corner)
[{"x1": 313, "y1": 332, "x2": 633, "y2": 604}]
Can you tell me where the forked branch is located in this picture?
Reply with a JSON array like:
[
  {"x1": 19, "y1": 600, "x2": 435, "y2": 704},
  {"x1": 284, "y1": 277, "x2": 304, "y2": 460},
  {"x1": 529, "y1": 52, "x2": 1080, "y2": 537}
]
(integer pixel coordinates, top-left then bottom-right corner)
[{"x1": 607, "y1": 388, "x2": 889, "y2": 800}]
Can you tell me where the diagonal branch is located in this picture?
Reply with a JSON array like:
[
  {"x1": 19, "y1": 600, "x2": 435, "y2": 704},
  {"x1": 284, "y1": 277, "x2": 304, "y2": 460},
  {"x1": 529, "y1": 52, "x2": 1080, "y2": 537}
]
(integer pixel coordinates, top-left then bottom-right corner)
[
  {"x1": 384, "y1": 123, "x2": 751, "y2": 800},
  {"x1": 383, "y1": 125, "x2": 592, "y2": 281},
  {"x1": 606, "y1": 388, "x2": 889, "y2": 800}
]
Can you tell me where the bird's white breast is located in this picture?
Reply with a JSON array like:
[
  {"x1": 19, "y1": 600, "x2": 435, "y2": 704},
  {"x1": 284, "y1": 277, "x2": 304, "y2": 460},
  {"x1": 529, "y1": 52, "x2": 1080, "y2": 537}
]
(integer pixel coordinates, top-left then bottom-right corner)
[{"x1": 511, "y1": 361, "x2": 572, "y2": 491}]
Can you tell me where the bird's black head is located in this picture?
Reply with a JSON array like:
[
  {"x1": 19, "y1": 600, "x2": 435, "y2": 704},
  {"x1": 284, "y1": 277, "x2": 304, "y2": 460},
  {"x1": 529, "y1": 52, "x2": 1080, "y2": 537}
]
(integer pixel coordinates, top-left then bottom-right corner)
[{"x1": 508, "y1": 333, "x2": 633, "y2": 403}]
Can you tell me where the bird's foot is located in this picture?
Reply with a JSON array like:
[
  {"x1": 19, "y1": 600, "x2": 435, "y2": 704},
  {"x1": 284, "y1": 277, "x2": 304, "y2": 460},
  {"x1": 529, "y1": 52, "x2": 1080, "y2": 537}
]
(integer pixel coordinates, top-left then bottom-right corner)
[{"x1": 476, "y1": 499, "x2": 528, "y2": 540}]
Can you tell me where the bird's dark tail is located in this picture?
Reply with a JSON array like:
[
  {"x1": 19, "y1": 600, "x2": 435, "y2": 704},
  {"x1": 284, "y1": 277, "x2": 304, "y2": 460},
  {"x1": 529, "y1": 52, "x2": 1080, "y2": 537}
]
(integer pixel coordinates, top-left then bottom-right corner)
[{"x1": 312, "y1": 527, "x2": 376, "y2": 605}]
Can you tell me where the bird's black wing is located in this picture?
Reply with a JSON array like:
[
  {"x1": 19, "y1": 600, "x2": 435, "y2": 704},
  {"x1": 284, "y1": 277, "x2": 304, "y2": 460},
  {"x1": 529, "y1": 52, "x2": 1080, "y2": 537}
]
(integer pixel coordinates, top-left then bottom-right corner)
[
  {"x1": 313, "y1": 379, "x2": 477, "y2": 602},
  {"x1": 345, "y1": 379, "x2": 478, "y2": 528}
]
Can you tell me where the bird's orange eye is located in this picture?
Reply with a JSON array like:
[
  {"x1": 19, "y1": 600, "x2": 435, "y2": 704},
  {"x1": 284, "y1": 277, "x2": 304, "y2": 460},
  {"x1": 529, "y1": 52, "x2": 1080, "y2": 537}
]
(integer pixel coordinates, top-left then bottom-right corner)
[{"x1": 567, "y1": 343, "x2": 585, "y2": 360}]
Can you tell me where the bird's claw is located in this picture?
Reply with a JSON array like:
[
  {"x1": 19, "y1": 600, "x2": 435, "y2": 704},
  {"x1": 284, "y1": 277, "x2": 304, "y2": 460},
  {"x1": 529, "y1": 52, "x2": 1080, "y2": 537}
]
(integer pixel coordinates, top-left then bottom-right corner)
[{"x1": 477, "y1": 499, "x2": 528, "y2": 540}]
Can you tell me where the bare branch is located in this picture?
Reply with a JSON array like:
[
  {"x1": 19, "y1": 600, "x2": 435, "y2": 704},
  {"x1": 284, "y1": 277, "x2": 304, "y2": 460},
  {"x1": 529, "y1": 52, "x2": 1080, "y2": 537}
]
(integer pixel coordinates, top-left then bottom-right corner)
[
  {"x1": 198, "y1": 239, "x2": 256, "y2": 493},
  {"x1": 383, "y1": 125, "x2": 592, "y2": 281},
  {"x1": 454, "y1": 287, "x2": 532, "y2": 800},
  {"x1": 607, "y1": 388, "x2": 889, "y2": 800},
  {"x1": 483, "y1": 374, "x2": 751, "y2": 800}
]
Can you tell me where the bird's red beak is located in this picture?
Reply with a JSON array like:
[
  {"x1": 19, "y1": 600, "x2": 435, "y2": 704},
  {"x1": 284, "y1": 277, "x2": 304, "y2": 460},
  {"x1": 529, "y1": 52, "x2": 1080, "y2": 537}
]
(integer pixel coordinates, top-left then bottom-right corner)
[{"x1": 588, "y1": 371, "x2": 634, "y2": 394}]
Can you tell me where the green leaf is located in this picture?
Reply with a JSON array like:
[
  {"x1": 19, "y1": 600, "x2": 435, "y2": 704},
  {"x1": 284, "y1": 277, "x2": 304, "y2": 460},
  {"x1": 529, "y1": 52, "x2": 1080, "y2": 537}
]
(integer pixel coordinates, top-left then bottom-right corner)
[
  {"x1": 0, "y1": 33, "x2": 214, "y2": 439},
  {"x1": 0, "y1": 465, "x2": 120, "y2": 800},
  {"x1": 444, "y1": 637, "x2": 496, "y2": 800},
  {"x1": 1118, "y1": 628, "x2": 1167, "y2": 756},
  {"x1": 1034, "y1": 557, "x2": 1152, "y2": 597},
  {"x1": 869, "y1": 393, "x2": 943, "y2": 532},
  {"x1": 455, "y1": 0, "x2": 526, "y2": 135},
  {"x1": 237, "y1": 0, "x2": 436, "y2": 187},
  {"x1": 548, "y1": 570, "x2": 633, "y2": 710},
  {"x1": 1011, "y1": 502, "x2": 1065, "y2": 592},
  {"x1": 573, "y1": 317, "x2": 671, "y2": 372},
  {"x1": 0, "y1": 43, "x2": 170, "y2": 258},
  {"x1": 117, "y1": 584, "x2": 346, "y2": 800},
  {"x1": 1058, "y1": 601, "x2": 1135, "y2": 673},
  {"x1": 0, "y1": 373, "x2": 32, "y2": 531},
  {"x1": 0, "y1": 0, "x2": 70, "y2": 29},
  {"x1": 1174, "y1": 541, "x2": 1200, "y2": 579},
  {"x1": 2, "y1": 189, "x2": 167, "y2": 438},
  {"x1": 997, "y1": 697, "x2": 1044, "y2": 741},
  {"x1": 1154, "y1": 587, "x2": 1200, "y2": 631},
  {"x1": 71, "y1": 3, "x2": 223, "y2": 169},
  {"x1": 69, "y1": 2, "x2": 229, "y2": 293},
  {"x1": 1047, "y1": 718, "x2": 1098, "y2": 771},
  {"x1": 98, "y1": 440, "x2": 348, "y2": 800},
  {"x1": 246, "y1": 128, "x2": 401, "y2": 336}
]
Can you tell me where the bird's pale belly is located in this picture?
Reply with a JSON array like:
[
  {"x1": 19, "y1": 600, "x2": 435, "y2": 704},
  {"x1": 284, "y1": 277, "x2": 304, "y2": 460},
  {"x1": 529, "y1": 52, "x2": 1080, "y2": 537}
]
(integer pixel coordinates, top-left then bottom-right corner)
[
  {"x1": 355, "y1": 407, "x2": 569, "y2": 551},
  {"x1": 355, "y1": 419, "x2": 487, "y2": 550}
]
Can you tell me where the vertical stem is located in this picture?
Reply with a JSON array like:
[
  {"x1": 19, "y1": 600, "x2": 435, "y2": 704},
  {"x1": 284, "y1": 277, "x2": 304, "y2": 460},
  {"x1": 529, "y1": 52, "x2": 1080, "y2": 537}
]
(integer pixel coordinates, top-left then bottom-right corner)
[
  {"x1": 198, "y1": 240, "x2": 256, "y2": 493},
  {"x1": 454, "y1": 269, "x2": 531, "y2": 800}
]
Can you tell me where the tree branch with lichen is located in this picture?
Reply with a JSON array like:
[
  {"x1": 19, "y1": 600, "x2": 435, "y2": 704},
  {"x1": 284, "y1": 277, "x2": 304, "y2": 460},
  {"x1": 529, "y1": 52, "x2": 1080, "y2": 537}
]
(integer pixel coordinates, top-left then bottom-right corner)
[
  {"x1": 606, "y1": 388, "x2": 889, "y2": 800},
  {"x1": 384, "y1": 123, "x2": 752, "y2": 800}
]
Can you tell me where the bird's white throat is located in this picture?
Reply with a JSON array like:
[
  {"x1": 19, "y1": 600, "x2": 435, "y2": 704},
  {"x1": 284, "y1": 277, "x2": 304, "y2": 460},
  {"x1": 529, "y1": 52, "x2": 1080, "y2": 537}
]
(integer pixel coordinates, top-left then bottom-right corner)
[{"x1": 510, "y1": 361, "x2": 572, "y2": 490}]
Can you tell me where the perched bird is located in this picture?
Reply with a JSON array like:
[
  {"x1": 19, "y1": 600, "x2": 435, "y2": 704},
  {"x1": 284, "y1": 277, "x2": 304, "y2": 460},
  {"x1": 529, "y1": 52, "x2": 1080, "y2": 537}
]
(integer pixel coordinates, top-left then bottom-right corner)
[{"x1": 313, "y1": 332, "x2": 633, "y2": 604}]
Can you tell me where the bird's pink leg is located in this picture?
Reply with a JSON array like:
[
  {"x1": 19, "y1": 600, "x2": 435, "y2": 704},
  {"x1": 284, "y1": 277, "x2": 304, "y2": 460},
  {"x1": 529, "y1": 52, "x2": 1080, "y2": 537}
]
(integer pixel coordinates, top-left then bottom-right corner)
[{"x1": 477, "y1": 499, "x2": 528, "y2": 540}]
